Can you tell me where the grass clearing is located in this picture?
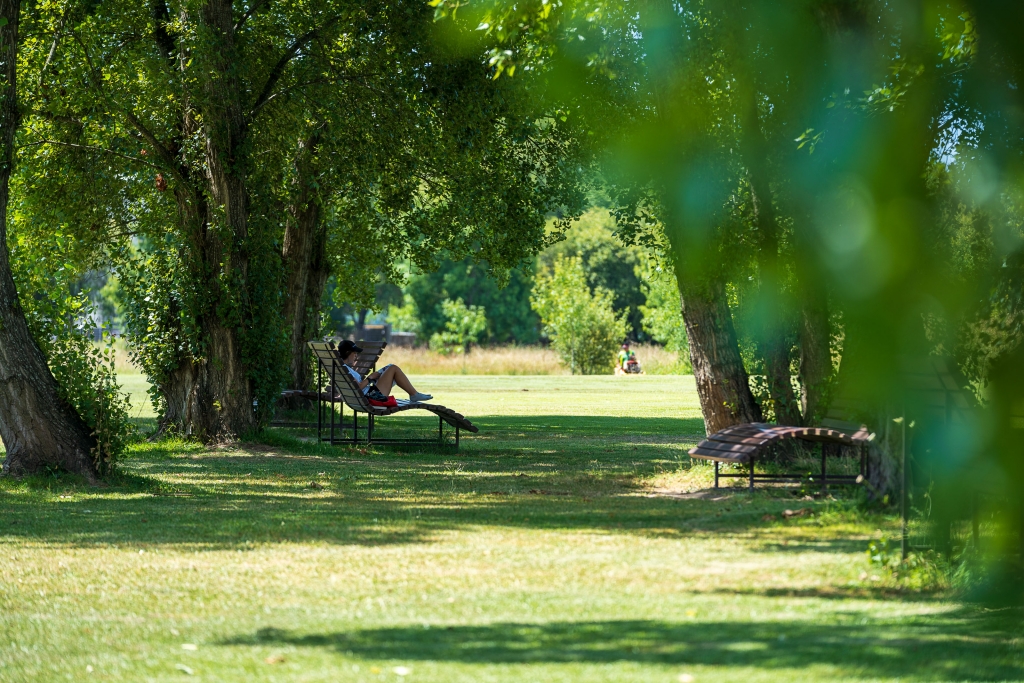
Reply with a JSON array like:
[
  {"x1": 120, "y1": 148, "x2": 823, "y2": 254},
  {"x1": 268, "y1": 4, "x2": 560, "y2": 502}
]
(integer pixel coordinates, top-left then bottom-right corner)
[{"x1": 1, "y1": 375, "x2": 1021, "y2": 682}]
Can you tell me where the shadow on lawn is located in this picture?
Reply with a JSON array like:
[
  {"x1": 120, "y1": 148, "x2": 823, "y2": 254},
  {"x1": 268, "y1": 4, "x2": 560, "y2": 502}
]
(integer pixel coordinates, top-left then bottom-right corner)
[
  {"x1": 0, "y1": 414, "x2": 871, "y2": 550},
  {"x1": 223, "y1": 610, "x2": 1023, "y2": 680}
]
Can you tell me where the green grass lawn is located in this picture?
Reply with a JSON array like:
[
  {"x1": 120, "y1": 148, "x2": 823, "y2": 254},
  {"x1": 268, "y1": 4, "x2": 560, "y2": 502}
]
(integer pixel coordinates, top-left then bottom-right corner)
[{"x1": 1, "y1": 375, "x2": 1021, "y2": 682}]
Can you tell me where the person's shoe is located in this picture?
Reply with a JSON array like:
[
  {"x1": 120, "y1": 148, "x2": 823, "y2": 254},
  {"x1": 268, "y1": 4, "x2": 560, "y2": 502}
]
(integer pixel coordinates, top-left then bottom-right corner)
[{"x1": 409, "y1": 392, "x2": 433, "y2": 402}]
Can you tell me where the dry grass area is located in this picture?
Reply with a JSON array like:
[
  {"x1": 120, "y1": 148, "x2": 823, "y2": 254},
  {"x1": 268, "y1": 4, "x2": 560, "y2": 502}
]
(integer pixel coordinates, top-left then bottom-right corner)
[
  {"x1": 382, "y1": 343, "x2": 685, "y2": 375},
  {"x1": 104, "y1": 340, "x2": 685, "y2": 377}
]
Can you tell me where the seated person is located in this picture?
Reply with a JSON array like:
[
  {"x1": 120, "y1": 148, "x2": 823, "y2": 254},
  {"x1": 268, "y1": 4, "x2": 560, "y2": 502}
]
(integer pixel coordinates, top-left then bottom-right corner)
[
  {"x1": 617, "y1": 343, "x2": 636, "y2": 370},
  {"x1": 337, "y1": 339, "x2": 432, "y2": 403}
]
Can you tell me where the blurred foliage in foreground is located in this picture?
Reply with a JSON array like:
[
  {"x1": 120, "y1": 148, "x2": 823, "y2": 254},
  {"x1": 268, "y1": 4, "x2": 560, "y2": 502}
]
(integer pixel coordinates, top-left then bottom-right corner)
[{"x1": 432, "y1": 0, "x2": 1024, "y2": 598}]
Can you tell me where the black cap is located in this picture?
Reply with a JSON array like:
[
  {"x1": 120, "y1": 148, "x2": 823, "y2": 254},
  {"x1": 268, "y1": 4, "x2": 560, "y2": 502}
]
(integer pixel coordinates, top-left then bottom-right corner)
[{"x1": 337, "y1": 339, "x2": 363, "y2": 360}]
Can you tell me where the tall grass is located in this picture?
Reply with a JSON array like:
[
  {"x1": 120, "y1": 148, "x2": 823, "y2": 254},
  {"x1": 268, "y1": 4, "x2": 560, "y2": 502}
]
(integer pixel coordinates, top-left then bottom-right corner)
[
  {"x1": 380, "y1": 343, "x2": 687, "y2": 375},
  {"x1": 104, "y1": 337, "x2": 688, "y2": 376}
]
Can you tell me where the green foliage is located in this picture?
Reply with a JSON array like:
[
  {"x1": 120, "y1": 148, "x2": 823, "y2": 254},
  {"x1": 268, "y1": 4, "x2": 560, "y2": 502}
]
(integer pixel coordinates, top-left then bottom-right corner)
[
  {"x1": 386, "y1": 293, "x2": 421, "y2": 335},
  {"x1": 6, "y1": 169, "x2": 133, "y2": 471},
  {"x1": 429, "y1": 298, "x2": 488, "y2": 356},
  {"x1": 866, "y1": 538, "x2": 952, "y2": 592},
  {"x1": 531, "y1": 256, "x2": 626, "y2": 374},
  {"x1": 406, "y1": 258, "x2": 540, "y2": 344},
  {"x1": 49, "y1": 336, "x2": 133, "y2": 475},
  {"x1": 539, "y1": 208, "x2": 646, "y2": 338},
  {"x1": 638, "y1": 261, "x2": 690, "y2": 370}
]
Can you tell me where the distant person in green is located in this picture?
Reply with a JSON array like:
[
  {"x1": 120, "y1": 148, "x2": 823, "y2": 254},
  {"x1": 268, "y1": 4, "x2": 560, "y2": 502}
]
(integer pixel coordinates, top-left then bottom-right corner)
[{"x1": 617, "y1": 343, "x2": 636, "y2": 371}]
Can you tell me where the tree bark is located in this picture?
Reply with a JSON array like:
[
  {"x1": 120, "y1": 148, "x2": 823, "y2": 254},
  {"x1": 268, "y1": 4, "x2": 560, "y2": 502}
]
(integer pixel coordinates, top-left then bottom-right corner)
[
  {"x1": 281, "y1": 133, "x2": 330, "y2": 394},
  {"x1": 743, "y1": 99, "x2": 802, "y2": 426},
  {"x1": 797, "y1": 286, "x2": 832, "y2": 423},
  {"x1": 163, "y1": 0, "x2": 254, "y2": 438},
  {"x1": 680, "y1": 278, "x2": 763, "y2": 435},
  {"x1": 0, "y1": 2, "x2": 98, "y2": 480}
]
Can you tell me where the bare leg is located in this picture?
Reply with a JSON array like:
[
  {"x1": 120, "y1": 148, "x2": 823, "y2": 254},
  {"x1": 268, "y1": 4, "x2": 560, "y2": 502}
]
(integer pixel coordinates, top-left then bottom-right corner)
[{"x1": 375, "y1": 365, "x2": 417, "y2": 397}]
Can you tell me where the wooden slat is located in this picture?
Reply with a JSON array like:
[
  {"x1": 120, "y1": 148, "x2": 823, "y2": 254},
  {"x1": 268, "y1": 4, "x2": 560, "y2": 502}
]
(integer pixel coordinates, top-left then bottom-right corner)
[
  {"x1": 705, "y1": 432, "x2": 775, "y2": 446},
  {"x1": 688, "y1": 448, "x2": 750, "y2": 463},
  {"x1": 693, "y1": 440, "x2": 759, "y2": 455}
]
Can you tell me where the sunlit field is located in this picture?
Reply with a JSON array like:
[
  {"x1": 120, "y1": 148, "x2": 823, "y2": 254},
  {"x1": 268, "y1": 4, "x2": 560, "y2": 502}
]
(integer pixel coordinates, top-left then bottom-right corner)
[
  {"x1": 1, "y1": 374, "x2": 1021, "y2": 682},
  {"x1": 380, "y1": 343, "x2": 686, "y2": 375}
]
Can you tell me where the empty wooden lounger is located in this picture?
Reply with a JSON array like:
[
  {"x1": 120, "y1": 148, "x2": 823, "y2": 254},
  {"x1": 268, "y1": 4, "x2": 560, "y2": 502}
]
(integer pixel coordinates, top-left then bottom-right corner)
[
  {"x1": 308, "y1": 341, "x2": 478, "y2": 447},
  {"x1": 689, "y1": 422, "x2": 872, "y2": 491},
  {"x1": 689, "y1": 355, "x2": 978, "y2": 491}
]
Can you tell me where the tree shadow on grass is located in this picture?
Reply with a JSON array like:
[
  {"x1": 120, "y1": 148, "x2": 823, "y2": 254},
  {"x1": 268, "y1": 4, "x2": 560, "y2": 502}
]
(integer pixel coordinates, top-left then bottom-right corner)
[
  {"x1": 279, "y1": 413, "x2": 707, "y2": 446},
  {"x1": 221, "y1": 610, "x2": 1023, "y2": 681},
  {"x1": 0, "y1": 414, "x2": 878, "y2": 551}
]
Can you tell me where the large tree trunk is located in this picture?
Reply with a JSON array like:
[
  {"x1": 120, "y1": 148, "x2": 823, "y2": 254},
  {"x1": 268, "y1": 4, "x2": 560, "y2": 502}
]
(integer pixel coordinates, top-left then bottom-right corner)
[
  {"x1": 167, "y1": 0, "x2": 254, "y2": 437},
  {"x1": 0, "y1": 2, "x2": 98, "y2": 480},
  {"x1": 797, "y1": 286, "x2": 832, "y2": 423},
  {"x1": 680, "y1": 278, "x2": 763, "y2": 434},
  {"x1": 743, "y1": 99, "x2": 802, "y2": 426},
  {"x1": 281, "y1": 133, "x2": 330, "y2": 393}
]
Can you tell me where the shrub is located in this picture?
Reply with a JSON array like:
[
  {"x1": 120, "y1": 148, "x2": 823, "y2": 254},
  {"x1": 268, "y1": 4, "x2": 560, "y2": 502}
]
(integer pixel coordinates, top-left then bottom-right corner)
[
  {"x1": 531, "y1": 256, "x2": 627, "y2": 374},
  {"x1": 429, "y1": 298, "x2": 488, "y2": 356},
  {"x1": 638, "y1": 260, "x2": 691, "y2": 371},
  {"x1": 386, "y1": 293, "x2": 421, "y2": 335},
  {"x1": 50, "y1": 335, "x2": 133, "y2": 475}
]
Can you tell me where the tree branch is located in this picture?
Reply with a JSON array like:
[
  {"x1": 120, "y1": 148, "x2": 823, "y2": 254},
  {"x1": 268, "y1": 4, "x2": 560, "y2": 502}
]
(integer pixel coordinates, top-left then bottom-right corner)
[
  {"x1": 247, "y1": 16, "x2": 342, "y2": 122},
  {"x1": 250, "y1": 76, "x2": 387, "y2": 116},
  {"x1": 19, "y1": 139, "x2": 164, "y2": 171},
  {"x1": 234, "y1": 0, "x2": 270, "y2": 33},
  {"x1": 69, "y1": 29, "x2": 193, "y2": 194}
]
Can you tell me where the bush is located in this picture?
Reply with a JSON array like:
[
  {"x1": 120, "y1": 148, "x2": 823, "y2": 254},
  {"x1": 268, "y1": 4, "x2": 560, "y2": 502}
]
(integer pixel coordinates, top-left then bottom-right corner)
[
  {"x1": 531, "y1": 256, "x2": 627, "y2": 374},
  {"x1": 638, "y1": 260, "x2": 691, "y2": 371},
  {"x1": 50, "y1": 336, "x2": 133, "y2": 475},
  {"x1": 429, "y1": 298, "x2": 488, "y2": 356}
]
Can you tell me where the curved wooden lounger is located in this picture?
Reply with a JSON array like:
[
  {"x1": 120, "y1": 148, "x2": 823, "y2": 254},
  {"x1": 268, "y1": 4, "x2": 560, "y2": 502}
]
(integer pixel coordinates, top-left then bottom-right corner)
[
  {"x1": 689, "y1": 422, "x2": 872, "y2": 491},
  {"x1": 308, "y1": 341, "x2": 477, "y2": 447}
]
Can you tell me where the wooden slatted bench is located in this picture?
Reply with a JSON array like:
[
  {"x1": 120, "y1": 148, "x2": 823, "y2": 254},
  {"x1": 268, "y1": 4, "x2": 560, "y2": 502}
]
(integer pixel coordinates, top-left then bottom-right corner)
[
  {"x1": 309, "y1": 341, "x2": 477, "y2": 448},
  {"x1": 689, "y1": 422, "x2": 872, "y2": 491},
  {"x1": 691, "y1": 355, "x2": 976, "y2": 491}
]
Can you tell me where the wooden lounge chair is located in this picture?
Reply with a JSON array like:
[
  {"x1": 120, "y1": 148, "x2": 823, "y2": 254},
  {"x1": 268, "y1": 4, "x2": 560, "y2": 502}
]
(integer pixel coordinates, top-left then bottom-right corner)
[
  {"x1": 689, "y1": 420, "x2": 872, "y2": 492},
  {"x1": 308, "y1": 341, "x2": 478, "y2": 447},
  {"x1": 273, "y1": 340, "x2": 388, "y2": 428},
  {"x1": 689, "y1": 356, "x2": 974, "y2": 491}
]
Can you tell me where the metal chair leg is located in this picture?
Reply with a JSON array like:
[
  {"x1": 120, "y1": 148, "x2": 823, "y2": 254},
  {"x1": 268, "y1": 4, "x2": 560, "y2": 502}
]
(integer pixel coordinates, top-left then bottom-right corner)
[
  {"x1": 330, "y1": 363, "x2": 336, "y2": 445},
  {"x1": 821, "y1": 443, "x2": 828, "y2": 494},
  {"x1": 714, "y1": 461, "x2": 719, "y2": 489},
  {"x1": 749, "y1": 457, "x2": 755, "y2": 492}
]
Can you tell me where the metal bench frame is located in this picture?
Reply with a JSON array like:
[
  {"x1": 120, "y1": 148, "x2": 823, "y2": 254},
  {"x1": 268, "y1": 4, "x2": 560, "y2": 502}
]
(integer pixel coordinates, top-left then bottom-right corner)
[{"x1": 693, "y1": 423, "x2": 871, "y2": 492}]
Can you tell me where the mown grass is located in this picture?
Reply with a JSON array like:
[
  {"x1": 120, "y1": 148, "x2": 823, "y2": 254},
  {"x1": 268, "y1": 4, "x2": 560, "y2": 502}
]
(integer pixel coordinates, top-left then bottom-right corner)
[{"x1": 1, "y1": 375, "x2": 1021, "y2": 682}]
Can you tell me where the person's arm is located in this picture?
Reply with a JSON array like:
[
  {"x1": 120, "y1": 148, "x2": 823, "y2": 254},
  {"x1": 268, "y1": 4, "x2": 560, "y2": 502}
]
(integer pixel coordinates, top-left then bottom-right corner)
[
  {"x1": 347, "y1": 365, "x2": 371, "y2": 390},
  {"x1": 366, "y1": 364, "x2": 392, "y2": 383}
]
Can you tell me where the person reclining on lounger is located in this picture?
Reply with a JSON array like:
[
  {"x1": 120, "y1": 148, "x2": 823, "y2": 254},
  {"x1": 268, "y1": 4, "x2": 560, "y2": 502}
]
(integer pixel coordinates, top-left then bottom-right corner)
[{"x1": 337, "y1": 339, "x2": 432, "y2": 403}]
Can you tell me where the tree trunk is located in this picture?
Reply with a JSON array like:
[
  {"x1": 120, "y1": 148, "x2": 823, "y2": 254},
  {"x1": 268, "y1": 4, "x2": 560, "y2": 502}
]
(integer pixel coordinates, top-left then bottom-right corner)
[
  {"x1": 0, "y1": 2, "x2": 98, "y2": 480},
  {"x1": 743, "y1": 94, "x2": 802, "y2": 426},
  {"x1": 680, "y1": 278, "x2": 763, "y2": 435},
  {"x1": 180, "y1": 0, "x2": 253, "y2": 437},
  {"x1": 797, "y1": 288, "x2": 832, "y2": 423},
  {"x1": 282, "y1": 133, "x2": 330, "y2": 393}
]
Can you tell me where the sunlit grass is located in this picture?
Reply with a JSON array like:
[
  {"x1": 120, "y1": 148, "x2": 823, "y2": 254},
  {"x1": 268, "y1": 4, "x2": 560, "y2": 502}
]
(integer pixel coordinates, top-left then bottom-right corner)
[
  {"x1": 1, "y1": 375, "x2": 1020, "y2": 682},
  {"x1": 359, "y1": 343, "x2": 686, "y2": 375}
]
